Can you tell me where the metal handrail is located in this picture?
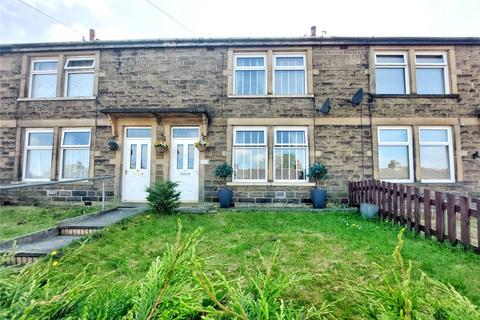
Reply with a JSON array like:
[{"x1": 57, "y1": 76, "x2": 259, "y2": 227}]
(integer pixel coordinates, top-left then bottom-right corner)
[{"x1": 0, "y1": 176, "x2": 114, "y2": 210}]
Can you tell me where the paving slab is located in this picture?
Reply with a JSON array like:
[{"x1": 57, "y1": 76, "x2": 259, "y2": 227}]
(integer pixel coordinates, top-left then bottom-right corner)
[
  {"x1": 59, "y1": 206, "x2": 145, "y2": 228},
  {"x1": 9, "y1": 235, "x2": 83, "y2": 255}
]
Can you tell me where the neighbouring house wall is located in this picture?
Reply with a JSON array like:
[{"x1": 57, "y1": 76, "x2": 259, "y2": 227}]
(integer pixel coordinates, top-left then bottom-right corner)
[{"x1": 0, "y1": 43, "x2": 479, "y2": 206}]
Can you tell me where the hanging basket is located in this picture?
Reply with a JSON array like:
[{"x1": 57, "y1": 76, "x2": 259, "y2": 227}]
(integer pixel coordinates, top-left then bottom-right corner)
[
  {"x1": 155, "y1": 145, "x2": 168, "y2": 153},
  {"x1": 195, "y1": 144, "x2": 208, "y2": 152},
  {"x1": 194, "y1": 141, "x2": 208, "y2": 152}
]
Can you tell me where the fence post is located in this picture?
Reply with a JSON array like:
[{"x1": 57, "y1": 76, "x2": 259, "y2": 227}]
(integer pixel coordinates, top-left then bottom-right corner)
[
  {"x1": 414, "y1": 188, "x2": 420, "y2": 235},
  {"x1": 102, "y1": 177, "x2": 106, "y2": 211},
  {"x1": 475, "y1": 199, "x2": 480, "y2": 253},
  {"x1": 435, "y1": 192, "x2": 445, "y2": 242},
  {"x1": 406, "y1": 186, "x2": 412, "y2": 230},
  {"x1": 447, "y1": 194, "x2": 457, "y2": 245},
  {"x1": 399, "y1": 184, "x2": 405, "y2": 224},
  {"x1": 386, "y1": 182, "x2": 392, "y2": 221},
  {"x1": 459, "y1": 196, "x2": 470, "y2": 247},
  {"x1": 392, "y1": 183, "x2": 398, "y2": 223},
  {"x1": 424, "y1": 189, "x2": 432, "y2": 238},
  {"x1": 381, "y1": 181, "x2": 386, "y2": 219}
]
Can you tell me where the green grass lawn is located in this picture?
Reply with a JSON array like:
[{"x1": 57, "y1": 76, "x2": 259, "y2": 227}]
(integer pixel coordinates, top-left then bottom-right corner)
[
  {"x1": 37, "y1": 209, "x2": 480, "y2": 318},
  {"x1": 0, "y1": 206, "x2": 102, "y2": 240}
]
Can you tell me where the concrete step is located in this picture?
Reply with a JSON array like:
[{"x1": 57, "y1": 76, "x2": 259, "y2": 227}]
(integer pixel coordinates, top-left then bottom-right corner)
[{"x1": 1, "y1": 206, "x2": 145, "y2": 265}]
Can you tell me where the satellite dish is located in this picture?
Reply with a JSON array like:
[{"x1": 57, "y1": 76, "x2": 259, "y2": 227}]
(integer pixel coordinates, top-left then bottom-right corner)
[
  {"x1": 351, "y1": 88, "x2": 364, "y2": 106},
  {"x1": 320, "y1": 98, "x2": 331, "y2": 114}
]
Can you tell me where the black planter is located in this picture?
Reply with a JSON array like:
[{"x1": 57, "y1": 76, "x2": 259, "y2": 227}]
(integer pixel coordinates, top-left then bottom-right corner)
[
  {"x1": 218, "y1": 188, "x2": 233, "y2": 208},
  {"x1": 311, "y1": 189, "x2": 327, "y2": 209}
]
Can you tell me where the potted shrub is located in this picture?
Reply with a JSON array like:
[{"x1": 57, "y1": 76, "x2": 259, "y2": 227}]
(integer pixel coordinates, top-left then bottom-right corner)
[
  {"x1": 154, "y1": 141, "x2": 168, "y2": 153},
  {"x1": 307, "y1": 162, "x2": 329, "y2": 209},
  {"x1": 194, "y1": 140, "x2": 208, "y2": 152},
  {"x1": 215, "y1": 162, "x2": 233, "y2": 208}
]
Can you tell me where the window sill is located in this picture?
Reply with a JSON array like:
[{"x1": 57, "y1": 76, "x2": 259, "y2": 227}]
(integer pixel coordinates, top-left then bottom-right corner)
[
  {"x1": 372, "y1": 94, "x2": 459, "y2": 99},
  {"x1": 227, "y1": 181, "x2": 315, "y2": 187},
  {"x1": 227, "y1": 94, "x2": 314, "y2": 99},
  {"x1": 17, "y1": 96, "x2": 97, "y2": 102}
]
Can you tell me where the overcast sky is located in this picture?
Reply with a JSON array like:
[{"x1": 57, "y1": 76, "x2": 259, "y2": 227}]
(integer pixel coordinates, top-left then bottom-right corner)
[{"x1": 1, "y1": 0, "x2": 479, "y2": 44}]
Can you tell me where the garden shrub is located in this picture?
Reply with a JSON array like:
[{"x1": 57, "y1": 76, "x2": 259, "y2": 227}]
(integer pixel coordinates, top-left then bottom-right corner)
[{"x1": 146, "y1": 180, "x2": 181, "y2": 215}]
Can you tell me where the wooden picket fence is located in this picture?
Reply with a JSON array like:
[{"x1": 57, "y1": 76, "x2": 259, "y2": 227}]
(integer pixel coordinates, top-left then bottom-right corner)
[{"x1": 348, "y1": 179, "x2": 480, "y2": 253}]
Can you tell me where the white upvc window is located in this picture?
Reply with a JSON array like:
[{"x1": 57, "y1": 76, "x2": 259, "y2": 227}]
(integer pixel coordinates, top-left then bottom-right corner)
[
  {"x1": 23, "y1": 129, "x2": 54, "y2": 181},
  {"x1": 64, "y1": 57, "x2": 95, "y2": 97},
  {"x1": 59, "y1": 129, "x2": 91, "y2": 180},
  {"x1": 232, "y1": 127, "x2": 267, "y2": 181},
  {"x1": 415, "y1": 52, "x2": 449, "y2": 94},
  {"x1": 274, "y1": 127, "x2": 308, "y2": 181},
  {"x1": 29, "y1": 59, "x2": 58, "y2": 98},
  {"x1": 234, "y1": 55, "x2": 267, "y2": 95},
  {"x1": 273, "y1": 54, "x2": 306, "y2": 95},
  {"x1": 377, "y1": 127, "x2": 414, "y2": 183},
  {"x1": 375, "y1": 52, "x2": 409, "y2": 94},
  {"x1": 419, "y1": 127, "x2": 455, "y2": 183}
]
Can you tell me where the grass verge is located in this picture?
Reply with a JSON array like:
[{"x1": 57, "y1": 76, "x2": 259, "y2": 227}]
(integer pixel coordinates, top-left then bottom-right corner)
[{"x1": 0, "y1": 205, "x2": 102, "y2": 240}]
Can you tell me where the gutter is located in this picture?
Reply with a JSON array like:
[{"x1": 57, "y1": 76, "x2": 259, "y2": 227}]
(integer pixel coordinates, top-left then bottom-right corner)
[{"x1": 1, "y1": 36, "x2": 480, "y2": 53}]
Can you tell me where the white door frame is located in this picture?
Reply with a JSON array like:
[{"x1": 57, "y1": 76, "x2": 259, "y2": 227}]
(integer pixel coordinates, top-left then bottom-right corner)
[
  {"x1": 122, "y1": 127, "x2": 152, "y2": 202},
  {"x1": 170, "y1": 126, "x2": 200, "y2": 203}
]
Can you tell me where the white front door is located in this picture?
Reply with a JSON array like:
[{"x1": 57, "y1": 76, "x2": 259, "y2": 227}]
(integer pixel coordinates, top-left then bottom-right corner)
[
  {"x1": 170, "y1": 127, "x2": 199, "y2": 202},
  {"x1": 122, "y1": 128, "x2": 151, "y2": 202}
]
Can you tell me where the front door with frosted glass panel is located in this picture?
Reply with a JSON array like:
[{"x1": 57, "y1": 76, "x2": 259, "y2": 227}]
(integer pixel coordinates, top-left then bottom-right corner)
[
  {"x1": 122, "y1": 128, "x2": 151, "y2": 202},
  {"x1": 170, "y1": 128, "x2": 199, "y2": 202}
]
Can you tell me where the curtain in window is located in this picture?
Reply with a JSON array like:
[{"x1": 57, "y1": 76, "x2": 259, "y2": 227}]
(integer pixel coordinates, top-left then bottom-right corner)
[
  {"x1": 31, "y1": 74, "x2": 57, "y2": 98},
  {"x1": 67, "y1": 73, "x2": 94, "y2": 97},
  {"x1": 62, "y1": 149, "x2": 90, "y2": 179},
  {"x1": 25, "y1": 149, "x2": 52, "y2": 179},
  {"x1": 235, "y1": 70, "x2": 265, "y2": 95},
  {"x1": 274, "y1": 70, "x2": 305, "y2": 95}
]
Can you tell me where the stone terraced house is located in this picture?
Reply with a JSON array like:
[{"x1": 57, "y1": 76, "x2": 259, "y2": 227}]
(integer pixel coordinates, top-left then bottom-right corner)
[{"x1": 0, "y1": 35, "x2": 479, "y2": 206}]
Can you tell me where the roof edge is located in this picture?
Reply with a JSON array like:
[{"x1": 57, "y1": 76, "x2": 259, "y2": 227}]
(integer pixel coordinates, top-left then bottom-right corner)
[{"x1": 1, "y1": 36, "x2": 480, "y2": 53}]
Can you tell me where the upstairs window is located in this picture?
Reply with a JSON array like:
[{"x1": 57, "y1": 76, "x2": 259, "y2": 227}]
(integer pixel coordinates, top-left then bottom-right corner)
[
  {"x1": 415, "y1": 53, "x2": 449, "y2": 94},
  {"x1": 29, "y1": 59, "x2": 58, "y2": 98},
  {"x1": 377, "y1": 127, "x2": 413, "y2": 182},
  {"x1": 273, "y1": 55, "x2": 306, "y2": 95},
  {"x1": 23, "y1": 129, "x2": 53, "y2": 180},
  {"x1": 274, "y1": 128, "x2": 308, "y2": 181},
  {"x1": 233, "y1": 128, "x2": 267, "y2": 181},
  {"x1": 60, "y1": 129, "x2": 91, "y2": 179},
  {"x1": 419, "y1": 127, "x2": 454, "y2": 182},
  {"x1": 375, "y1": 53, "x2": 409, "y2": 94},
  {"x1": 64, "y1": 58, "x2": 95, "y2": 97},
  {"x1": 234, "y1": 55, "x2": 266, "y2": 95}
]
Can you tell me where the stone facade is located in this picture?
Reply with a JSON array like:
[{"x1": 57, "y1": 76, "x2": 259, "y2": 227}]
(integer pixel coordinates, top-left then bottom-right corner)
[{"x1": 0, "y1": 38, "x2": 479, "y2": 206}]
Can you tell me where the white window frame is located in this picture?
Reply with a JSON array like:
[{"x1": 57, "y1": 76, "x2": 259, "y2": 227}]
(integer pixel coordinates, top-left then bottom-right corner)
[
  {"x1": 232, "y1": 126, "x2": 268, "y2": 182},
  {"x1": 377, "y1": 126, "x2": 414, "y2": 183},
  {"x1": 272, "y1": 54, "x2": 307, "y2": 96},
  {"x1": 64, "y1": 57, "x2": 96, "y2": 97},
  {"x1": 28, "y1": 58, "x2": 59, "y2": 98},
  {"x1": 273, "y1": 126, "x2": 309, "y2": 182},
  {"x1": 419, "y1": 126, "x2": 455, "y2": 183},
  {"x1": 59, "y1": 128, "x2": 91, "y2": 180},
  {"x1": 375, "y1": 52, "x2": 410, "y2": 94},
  {"x1": 414, "y1": 52, "x2": 450, "y2": 94},
  {"x1": 22, "y1": 128, "x2": 54, "y2": 181},
  {"x1": 233, "y1": 54, "x2": 267, "y2": 96}
]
